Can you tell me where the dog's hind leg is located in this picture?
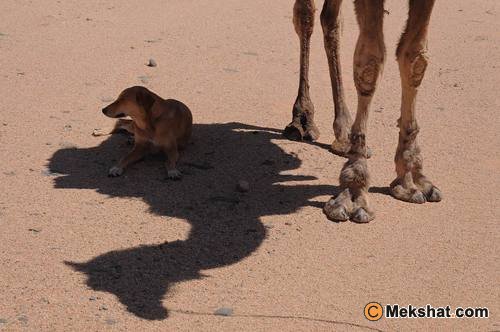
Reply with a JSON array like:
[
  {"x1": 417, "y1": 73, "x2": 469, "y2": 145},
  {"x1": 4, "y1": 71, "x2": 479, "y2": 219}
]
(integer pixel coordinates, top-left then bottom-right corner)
[
  {"x1": 162, "y1": 139, "x2": 181, "y2": 180},
  {"x1": 92, "y1": 119, "x2": 134, "y2": 137}
]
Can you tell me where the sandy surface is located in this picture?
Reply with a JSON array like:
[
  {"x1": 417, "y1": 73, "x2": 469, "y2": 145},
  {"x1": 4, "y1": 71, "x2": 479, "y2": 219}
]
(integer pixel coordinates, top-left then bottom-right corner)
[{"x1": 0, "y1": 0, "x2": 499, "y2": 331}]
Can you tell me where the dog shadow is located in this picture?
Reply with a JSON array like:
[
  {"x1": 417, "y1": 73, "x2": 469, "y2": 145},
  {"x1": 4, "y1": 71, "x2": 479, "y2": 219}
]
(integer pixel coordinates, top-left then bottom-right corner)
[{"x1": 48, "y1": 122, "x2": 339, "y2": 320}]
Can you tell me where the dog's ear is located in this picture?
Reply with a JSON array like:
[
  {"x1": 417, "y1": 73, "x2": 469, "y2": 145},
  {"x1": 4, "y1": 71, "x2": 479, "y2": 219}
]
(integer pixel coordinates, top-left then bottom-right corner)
[{"x1": 136, "y1": 88, "x2": 155, "y2": 114}]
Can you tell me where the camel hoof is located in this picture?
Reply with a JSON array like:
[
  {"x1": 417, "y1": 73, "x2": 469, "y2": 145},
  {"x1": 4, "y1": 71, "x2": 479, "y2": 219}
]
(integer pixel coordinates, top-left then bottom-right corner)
[
  {"x1": 283, "y1": 122, "x2": 320, "y2": 142},
  {"x1": 351, "y1": 208, "x2": 374, "y2": 224},
  {"x1": 426, "y1": 186, "x2": 442, "y2": 202},
  {"x1": 323, "y1": 198, "x2": 349, "y2": 222},
  {"x1": 390, "y1": 185, "x2": 426, "y2": 204},
  {"x1": 303, "y1": 124, "x2": 320, "y2": 141},
  {"x1": 410, "y1": 191, "x2": 426, "y2": 204},
  {"x1": 283, "y1": 123, "x2": 305, "y2": 141}
]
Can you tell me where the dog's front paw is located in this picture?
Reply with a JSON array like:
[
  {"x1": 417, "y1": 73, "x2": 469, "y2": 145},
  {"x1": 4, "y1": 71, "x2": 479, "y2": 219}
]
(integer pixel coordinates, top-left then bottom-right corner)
[
  {"x1": 108, "y1": 166, "x2": 124, "y2": 177},
  {"x1": 167, "y1": 169, "x2": 182, "y2": 180}
]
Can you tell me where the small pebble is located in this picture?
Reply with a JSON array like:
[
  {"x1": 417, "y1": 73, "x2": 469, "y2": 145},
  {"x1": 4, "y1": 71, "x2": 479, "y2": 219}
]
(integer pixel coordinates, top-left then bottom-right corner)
[
  {"x1": 214, "y1": 307, "x2": 233, "y2": 317},
  {"x1": 242, "y1": 51, "x2": 258, "y2": 56},
  {"x1": 63, "y1": 124, "x2": 72, "y2": 131},
  {"x1": 236, "y1": 180, "x2": 250, "y2": 193},
  {"x1": 138, "y1": 75, "x2": 150, "y2": 84},
  {"x1": 105, "y1": 319, "x2": 117, "y2": 325},
  {"x1": 17, "y1": 315, "x2": 28, "y2": 324},
  {"x1": 147, "y1": 58, "x2": 157, "y2": 67},
  {"x1": 101, "y1": 97, "x2": 114, "y2": 103}
]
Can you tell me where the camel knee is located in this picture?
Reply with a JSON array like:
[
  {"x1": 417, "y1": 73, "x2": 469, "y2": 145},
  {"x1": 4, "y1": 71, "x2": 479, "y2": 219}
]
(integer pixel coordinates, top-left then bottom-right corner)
[
  {"x1": 354, "y1": 55, "x2": 383, "y2": 96},
  {"x1": 353, "y1": 28, "x2": 385, "y2": 96},
  {"x1": 397, "y1": 46, "x2": 429, "y2": 88},
  {"x1": 293, "y1": 0, "x2": 315, "y2": 36},
  {"x1": 409, "y1": 52, "x2": 428, "y2": 87}
]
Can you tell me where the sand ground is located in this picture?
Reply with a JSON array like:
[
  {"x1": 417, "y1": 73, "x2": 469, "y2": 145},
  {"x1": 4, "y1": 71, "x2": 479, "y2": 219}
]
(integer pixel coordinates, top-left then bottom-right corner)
[{"x1": 0, "y1": 0, "x2": 499, "y2": 331}]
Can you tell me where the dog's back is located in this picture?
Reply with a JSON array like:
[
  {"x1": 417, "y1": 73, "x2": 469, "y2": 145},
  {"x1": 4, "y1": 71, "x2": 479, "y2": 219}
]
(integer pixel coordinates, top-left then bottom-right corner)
[{"x1": 154, "y1": 98, "x2": 193, "y2": 149}]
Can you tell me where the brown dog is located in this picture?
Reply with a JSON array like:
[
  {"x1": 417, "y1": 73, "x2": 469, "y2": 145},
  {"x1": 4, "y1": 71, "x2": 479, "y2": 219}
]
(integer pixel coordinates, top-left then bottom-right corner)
[{"x1": 99, "y1": 86, "x2": 192, "y2": 179}]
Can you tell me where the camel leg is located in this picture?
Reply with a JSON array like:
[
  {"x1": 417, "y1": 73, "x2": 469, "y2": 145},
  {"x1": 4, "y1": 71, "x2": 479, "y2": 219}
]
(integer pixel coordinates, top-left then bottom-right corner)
[
  {"x1": 390, "y1": 0, "x2": 442, "y2": 203},
  {"x1": 320, "y1": 0, "x2": 352, "y2": 156},
  {"x1": 324, "y1": 0, "x2": 385, "y2": 223},
  {"x1": 284, "y1": 0, "x2": 320, "y2": 141}
]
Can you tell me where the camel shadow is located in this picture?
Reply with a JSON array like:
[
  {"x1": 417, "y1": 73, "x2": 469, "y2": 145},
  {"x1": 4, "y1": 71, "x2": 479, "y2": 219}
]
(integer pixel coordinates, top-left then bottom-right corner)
[{"x1": 48, "y1": 122, "x2": 338, "y2": 320}]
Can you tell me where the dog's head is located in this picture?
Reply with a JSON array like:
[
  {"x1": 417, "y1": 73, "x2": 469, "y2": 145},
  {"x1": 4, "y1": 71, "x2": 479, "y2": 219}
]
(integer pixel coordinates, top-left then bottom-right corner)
[{"x1": 102, "y1": 86, "x2": 155, "y2": 118}]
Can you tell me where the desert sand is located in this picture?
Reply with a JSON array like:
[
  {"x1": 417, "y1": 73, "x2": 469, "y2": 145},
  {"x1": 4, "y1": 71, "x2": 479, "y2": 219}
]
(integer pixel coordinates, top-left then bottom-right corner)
[{"x1": 0, "y1": 0, "x2": 498, "y2": 331}]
